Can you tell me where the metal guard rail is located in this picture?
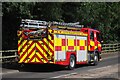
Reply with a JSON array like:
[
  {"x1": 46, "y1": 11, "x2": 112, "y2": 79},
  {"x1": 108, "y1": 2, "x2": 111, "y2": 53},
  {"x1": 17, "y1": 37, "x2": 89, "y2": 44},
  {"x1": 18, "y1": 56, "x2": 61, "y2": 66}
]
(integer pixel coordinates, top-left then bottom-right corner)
[
  {"x1": 0, "y1": 50, "x2": 17, "y2": 63},
  {"x1": 102, "y1": 43, "x2": 120, "y2": 53}
]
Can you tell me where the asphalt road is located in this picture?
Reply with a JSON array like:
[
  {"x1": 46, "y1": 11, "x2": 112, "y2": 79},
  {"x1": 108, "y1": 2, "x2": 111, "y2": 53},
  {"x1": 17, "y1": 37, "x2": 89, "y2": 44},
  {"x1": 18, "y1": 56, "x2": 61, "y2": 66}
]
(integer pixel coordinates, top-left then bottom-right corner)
[{"x1": 1, "y1": 52, "x2": 119, "y2": 80}]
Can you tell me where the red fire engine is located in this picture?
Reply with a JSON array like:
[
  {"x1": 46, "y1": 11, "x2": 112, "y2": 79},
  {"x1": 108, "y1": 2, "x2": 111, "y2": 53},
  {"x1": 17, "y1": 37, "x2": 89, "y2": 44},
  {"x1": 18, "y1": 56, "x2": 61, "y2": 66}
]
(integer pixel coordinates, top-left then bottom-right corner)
[{"x1": 17, "y1": 19, "x2": 102, "y2": 70}]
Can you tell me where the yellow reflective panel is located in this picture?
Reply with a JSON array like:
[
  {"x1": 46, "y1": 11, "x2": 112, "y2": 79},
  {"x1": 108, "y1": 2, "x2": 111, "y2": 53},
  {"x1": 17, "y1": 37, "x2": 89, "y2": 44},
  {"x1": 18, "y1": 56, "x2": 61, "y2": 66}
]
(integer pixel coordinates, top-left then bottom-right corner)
[
  {"x1": 90, "y1": 41, "x2": 95, "y2": 46},
  {"x1": 68, "y1": 39, "x2": 74, "y2": 46},
  {"x1": 54, "y1": 38, "x2": 61, "y2": 46},
  {"x1": 62, "y1": 46, "x2": 66, "y2": 51},
  {"x1": 80, "y1": 40, "x2": 85, "y2": 46}
]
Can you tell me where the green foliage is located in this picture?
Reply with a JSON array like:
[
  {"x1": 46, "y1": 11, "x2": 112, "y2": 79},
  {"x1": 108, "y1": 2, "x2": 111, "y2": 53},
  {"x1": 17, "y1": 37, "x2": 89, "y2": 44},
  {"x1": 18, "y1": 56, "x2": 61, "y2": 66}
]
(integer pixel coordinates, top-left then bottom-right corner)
[{"x1": 2, "y1": 2, "x2": 120, "y2": 49}]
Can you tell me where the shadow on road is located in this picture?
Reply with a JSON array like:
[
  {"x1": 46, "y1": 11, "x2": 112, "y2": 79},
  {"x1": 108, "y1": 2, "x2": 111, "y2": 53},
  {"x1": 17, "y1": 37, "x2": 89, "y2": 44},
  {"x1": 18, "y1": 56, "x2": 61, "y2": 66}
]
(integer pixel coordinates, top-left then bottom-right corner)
[
  {"x1": 2, "y1": 62, "x2": 90, "y2": 73},
  {"x1": 2, "y1": 63, "x2": 67, "y2": 72},
  {"x1": 2, "y1": 62, "x2": 19, "y2": 70},
  {"x1": 19, "y1": 64, "x2": 67, "y2": 72},
  {"x1": 19, "y1": 64, "x2": 90, "y2": 72}
]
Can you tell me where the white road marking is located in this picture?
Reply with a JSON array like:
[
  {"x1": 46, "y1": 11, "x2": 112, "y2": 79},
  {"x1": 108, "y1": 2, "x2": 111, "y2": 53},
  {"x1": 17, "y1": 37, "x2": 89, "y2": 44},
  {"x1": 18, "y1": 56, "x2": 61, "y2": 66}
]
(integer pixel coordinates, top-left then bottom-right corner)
[
  {"x1": 51, "y1": 72, "x2": 77, "y2": 78},
  {"x1": 1, "y1": 54, "x2": 118, "y2": 76},
  {"x1": 51, "y1": 64, "x2": 118, "y2": 78},
  {"x1": 1, "y1": 70, "x2": 19, "y2": 75},
  {"x1": 88, "y1": 65, "x2": 112, "y2": 71}
]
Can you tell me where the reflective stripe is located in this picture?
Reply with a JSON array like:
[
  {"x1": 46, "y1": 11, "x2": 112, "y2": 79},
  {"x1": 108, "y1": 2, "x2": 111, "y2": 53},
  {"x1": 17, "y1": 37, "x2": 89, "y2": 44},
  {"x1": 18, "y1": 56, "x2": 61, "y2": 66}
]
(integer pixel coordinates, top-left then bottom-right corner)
[{"x1": 18, "y1": 33, "x2": 54, "y2": 63}]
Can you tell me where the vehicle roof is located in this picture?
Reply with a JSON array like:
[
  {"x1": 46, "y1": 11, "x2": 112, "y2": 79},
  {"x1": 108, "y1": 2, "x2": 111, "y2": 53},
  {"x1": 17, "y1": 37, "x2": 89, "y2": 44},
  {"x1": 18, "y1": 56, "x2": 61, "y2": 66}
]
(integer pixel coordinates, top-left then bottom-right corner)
[{"x1": 81, "y1": 28, "x2": 100, "y2": 33}]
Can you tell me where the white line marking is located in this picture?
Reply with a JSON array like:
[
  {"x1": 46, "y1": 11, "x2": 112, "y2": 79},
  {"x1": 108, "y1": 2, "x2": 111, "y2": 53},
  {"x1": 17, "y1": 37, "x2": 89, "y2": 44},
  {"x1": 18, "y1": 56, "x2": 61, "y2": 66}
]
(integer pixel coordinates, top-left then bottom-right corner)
[
  {"x1": 1, "y1": 70, "x2": 19, "y2": 75},
  {"x1": 88, "y1": 64, "x2": 118, "y2": 71},
  {"x1": 50, "y1": 56, "x2": 118, "y2": 78},
  {"x1": 51, "y1": 64, "x2": 118, "y2": 78},
  {"x1": 51, "y1": 72, "x2": 77, "y2": 78},
  {"x1": 88, "y1": 65, "x2": 111, "y2": 71}
]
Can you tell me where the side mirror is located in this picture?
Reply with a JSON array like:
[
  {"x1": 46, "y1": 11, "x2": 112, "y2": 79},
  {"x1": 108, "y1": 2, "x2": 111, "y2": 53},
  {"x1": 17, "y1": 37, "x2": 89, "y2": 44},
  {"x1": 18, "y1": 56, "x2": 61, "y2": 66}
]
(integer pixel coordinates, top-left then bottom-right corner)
[{"x1": 100, "y1": 40, "x2": 104, "y2": 43}]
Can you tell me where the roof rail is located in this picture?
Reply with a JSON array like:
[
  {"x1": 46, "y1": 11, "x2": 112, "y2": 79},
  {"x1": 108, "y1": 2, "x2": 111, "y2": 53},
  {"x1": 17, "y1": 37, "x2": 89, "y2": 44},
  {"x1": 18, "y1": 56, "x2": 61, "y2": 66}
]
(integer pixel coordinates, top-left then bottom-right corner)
[{"x1": 20, "y1": 19, "x2": 84, "y2": 29}]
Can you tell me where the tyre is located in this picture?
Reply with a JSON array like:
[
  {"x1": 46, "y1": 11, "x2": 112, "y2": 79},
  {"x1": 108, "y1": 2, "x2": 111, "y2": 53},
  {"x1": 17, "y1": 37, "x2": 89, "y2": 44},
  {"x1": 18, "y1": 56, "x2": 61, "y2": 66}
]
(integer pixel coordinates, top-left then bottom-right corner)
[
  {"x1": 68, "y1": 55, "x2": 76, "y2": 70},
  {"x1": 93, "y1": 53, "x2": 99, "y2": 65},
  {"x1": 89, "y1": 52, "x2": 99, "y2": 66}
]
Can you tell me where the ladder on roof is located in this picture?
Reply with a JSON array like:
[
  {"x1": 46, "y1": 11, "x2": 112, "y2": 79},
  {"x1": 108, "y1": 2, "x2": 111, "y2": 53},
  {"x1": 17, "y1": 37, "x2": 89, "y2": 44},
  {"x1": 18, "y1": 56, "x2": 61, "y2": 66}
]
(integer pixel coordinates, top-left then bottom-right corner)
[
  {"x1": 52, "y1": 21, "x2": 83, "y2": 28},
  {"x1": 20, "y1": 19, "x2": 48, "y2": 29},
  {"x1": 52, "y1": 21, "x2": 84, "y2": 30},
  {"x1": 20, "y1": 19, "x2": 84, "y2": 29}
]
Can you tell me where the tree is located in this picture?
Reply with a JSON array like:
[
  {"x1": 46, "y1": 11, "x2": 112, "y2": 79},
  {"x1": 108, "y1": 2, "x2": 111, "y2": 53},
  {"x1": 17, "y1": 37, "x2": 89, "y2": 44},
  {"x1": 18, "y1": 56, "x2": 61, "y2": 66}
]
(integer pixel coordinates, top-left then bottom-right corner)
[
  {"x1": 2, "y1": 2, "x2": 34, "y2": 49},
  {"x1": 2, "y1": 2, "x2": 120, "y2": 49}
]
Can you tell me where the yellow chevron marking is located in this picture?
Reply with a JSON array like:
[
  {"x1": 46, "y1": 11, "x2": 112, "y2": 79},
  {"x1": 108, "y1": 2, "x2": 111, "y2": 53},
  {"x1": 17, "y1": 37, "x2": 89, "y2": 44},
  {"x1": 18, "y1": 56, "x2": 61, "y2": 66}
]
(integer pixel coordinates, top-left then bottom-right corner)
[
  {"x1": 18, "y1": 32, "x2": 23, "y2": 54},
  {"x1": 19, "y1": 52, "x2": 22, "y2": 57},
  {"x1": 28, "y1": 50, "x2": 36, "y2": 62},
  {"x1": 31, "y1": 58, "x2": 36, "y2": 62},
  {"x1": 20, "y1": 41, "x2": 27, "y2": 52},
  {"x1": 36, "y1": 42, "x2": 43, "y2": 53},
  {"x1": 20, "y1": 41, "x2": 35, "y2": 63},
  {"x1": 36, "y1": 52, "x2": 42, "y2": 62},
  {"x1": 48, "y1": 35, "x2": 52, "y2": 40},
  {"x1": 18, "y1": 38, "x2": 22, "y2": 44},
  {"x1": 28, "y1": 47, "x2": 35, "y2": 62},
  {"x1": 28, "y1": 40, "x2": 33, "y2": 45},
  {"x1": 27, "y1": 42, "x2": 35, "y2": 54},
  {"x1": 22, "y1": 40, "x2": 27, "y2": 46},
  {"x1": 44, "y1": 39, "x2": 53, "y2": 59},
  {"x1": 18, "y1": 46, "x2": 21, "y2": 52},
  {"x1": 43, "y1": 39, "x2": 48, "y2": 57},
  {"x1": 37, "y1": 40, "x2": 48, "y2": 63},
  {"x1": 19, "y1": 52, "x2": 23, "y2": 63},
  {"x1": 24, "y1": 59, "x2": 28, "y2": 63},
  {"x1": 49, "y1": 40, "x2": 54, "y2": 49},
  {"x1": 48, "y1": 43, "x2": 54, "y2": 56},
  {"x1": 35, "y1": 57, "x2": 39, "y2": 62},
  {"x1": 18, "y1": 39, "x2": 23, "y2": 51},
  {"x1": 19, "y1": 52, "x2": 27, "y2": 63},
  {"x1": 36, "y1": 42, "x2": 48, "y2": 63},
  {"x1": 22, "y1": 45, "x2": 27, "y2": 53},
  {"x1": 36, "y1": 52, "x2": 47, "y2": 63},
  {"x1": 44, "y1": 44, "x2": 48, "y2": 50}
]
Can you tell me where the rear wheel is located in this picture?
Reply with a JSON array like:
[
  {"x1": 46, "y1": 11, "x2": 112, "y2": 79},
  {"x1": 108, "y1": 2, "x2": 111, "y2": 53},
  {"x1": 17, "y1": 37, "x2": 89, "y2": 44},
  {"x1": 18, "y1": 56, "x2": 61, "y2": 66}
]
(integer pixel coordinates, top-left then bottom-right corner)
[{"x1": 68, "y1": 55, "x2": 76, "y2": 70}]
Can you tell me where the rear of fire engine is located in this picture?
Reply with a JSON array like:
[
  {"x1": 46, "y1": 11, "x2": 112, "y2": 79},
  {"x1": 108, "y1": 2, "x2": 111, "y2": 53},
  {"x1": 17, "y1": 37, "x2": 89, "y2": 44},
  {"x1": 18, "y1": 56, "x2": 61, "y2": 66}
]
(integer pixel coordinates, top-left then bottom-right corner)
[{"x1": 17, "y1": 19, "x2": 102, "y2": 70}]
